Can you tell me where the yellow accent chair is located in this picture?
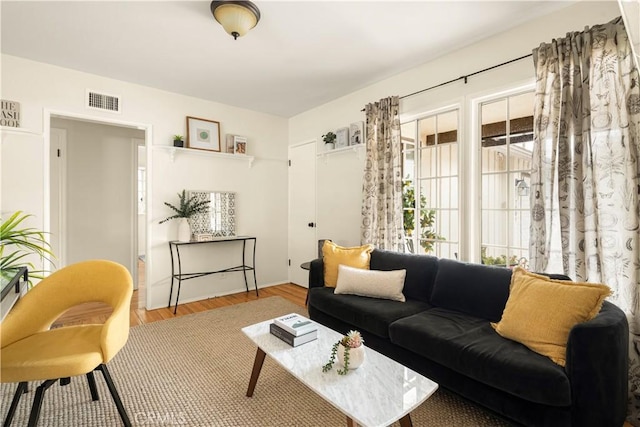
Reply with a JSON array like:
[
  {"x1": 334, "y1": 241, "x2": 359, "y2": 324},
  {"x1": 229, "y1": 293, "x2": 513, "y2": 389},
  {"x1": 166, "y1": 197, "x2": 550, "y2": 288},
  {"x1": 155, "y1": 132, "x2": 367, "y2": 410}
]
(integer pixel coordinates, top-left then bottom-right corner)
[{"x1": 1, "y1": 260, "x2": 133, "y2": 426}]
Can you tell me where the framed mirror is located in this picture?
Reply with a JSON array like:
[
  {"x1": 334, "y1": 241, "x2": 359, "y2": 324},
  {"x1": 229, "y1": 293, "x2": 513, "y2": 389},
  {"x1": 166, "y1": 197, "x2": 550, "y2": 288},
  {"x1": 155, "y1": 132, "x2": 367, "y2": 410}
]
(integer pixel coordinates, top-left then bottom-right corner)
[{"x1": 188, "y1": 191, "x2": 236, "y2": 237}]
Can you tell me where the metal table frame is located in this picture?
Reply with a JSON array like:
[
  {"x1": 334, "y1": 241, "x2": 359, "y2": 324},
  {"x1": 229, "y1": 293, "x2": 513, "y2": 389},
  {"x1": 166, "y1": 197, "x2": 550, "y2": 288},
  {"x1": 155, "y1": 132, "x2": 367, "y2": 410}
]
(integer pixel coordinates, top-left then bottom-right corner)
[{"x1": 168, "y1": 236, "x2": 258, "y2": 314}]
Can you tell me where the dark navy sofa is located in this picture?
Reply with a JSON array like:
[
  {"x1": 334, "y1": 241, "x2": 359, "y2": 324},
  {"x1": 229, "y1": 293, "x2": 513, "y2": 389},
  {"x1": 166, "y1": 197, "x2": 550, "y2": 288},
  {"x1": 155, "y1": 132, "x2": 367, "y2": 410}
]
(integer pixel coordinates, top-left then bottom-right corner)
[{"x1": 307, "y1": 249, "x2": 628, "y2": 427}]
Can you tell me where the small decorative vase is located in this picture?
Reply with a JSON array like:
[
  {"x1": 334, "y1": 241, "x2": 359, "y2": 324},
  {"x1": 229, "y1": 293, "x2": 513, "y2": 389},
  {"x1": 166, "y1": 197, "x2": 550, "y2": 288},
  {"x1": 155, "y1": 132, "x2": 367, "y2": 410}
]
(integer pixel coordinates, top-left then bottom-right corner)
[
  {"x1": 337, "y1": 343, "x2": 365, "y2": 370},
  {"x1": 173, "y1": 139, "x2": 184, "y2": 148},
  {"x1": 325, "y1": 142, "x2": 335, "y2": 151},
  {"x1": 177, "y1": 218, "x2": 191, "y2": 242}
]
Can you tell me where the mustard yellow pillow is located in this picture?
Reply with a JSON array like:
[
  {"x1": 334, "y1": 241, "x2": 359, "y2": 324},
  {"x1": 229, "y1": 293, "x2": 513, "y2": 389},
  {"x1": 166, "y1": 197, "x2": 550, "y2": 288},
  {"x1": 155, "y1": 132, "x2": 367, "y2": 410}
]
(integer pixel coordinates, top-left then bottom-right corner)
[
  {"x1": 322, "y1": 241, "x2": 374, "y2": 287},
  {"x1": 491, "y1": 267, "x2": 611, "y2": 366}
]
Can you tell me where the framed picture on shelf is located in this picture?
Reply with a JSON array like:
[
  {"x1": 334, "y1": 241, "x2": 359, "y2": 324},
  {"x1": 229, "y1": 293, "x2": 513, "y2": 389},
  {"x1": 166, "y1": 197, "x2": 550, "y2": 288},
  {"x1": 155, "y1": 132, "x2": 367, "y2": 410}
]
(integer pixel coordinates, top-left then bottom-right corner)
[
  {"x1": 350, "y1": 121, "x2": 364, "y2": 145},
  {"x1": 186, "y1": 116, "x2": 221, "y2": 152},
  {"x1": 335, "y1": 127, "x2": 349, "y2": 149},
  {"x1": 234, "y1": 136, "x2": 247, "y2": 154}
]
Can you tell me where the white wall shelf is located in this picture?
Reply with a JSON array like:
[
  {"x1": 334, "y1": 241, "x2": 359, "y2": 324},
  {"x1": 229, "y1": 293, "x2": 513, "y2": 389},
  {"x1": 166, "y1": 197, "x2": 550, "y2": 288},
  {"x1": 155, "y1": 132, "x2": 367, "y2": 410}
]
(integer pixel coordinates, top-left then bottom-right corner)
[
  {"x1": 155, "y1": 145, "x2": 255, "y2": 167},
  {"x1": 0, "y1": 126, "x2": 42, "y2": 136},
  {"x1": 317, "y1": 144, "x2": 365, "y2": 162}
]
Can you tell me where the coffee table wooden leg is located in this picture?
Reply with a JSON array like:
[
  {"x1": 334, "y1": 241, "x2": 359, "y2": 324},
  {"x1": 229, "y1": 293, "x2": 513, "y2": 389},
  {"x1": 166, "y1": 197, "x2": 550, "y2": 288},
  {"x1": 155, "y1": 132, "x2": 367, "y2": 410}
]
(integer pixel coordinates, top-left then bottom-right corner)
[
  {"x1": 399, "y1": 414, "x2": 413, "y2": 427},
  {"x1": 346, "y1": 416, "x2": 356, "y2": 427},
  {"x1": 246, "y1": 348, "x2": 266, "y2": 397}
]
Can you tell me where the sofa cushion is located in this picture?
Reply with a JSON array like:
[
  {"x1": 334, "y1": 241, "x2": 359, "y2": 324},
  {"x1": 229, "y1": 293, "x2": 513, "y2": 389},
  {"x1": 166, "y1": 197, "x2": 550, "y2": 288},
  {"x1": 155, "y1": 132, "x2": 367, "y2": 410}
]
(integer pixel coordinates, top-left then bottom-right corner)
[
  {"x1": 335, "y1": 264, "x2": 407, "y2": 302},
  {"x1": 389, "y1": 308, "x2": 571, "y2": 406},
  {"x1": 492, "y1": 267, "x2": 611, "y2": 367},
  {"x1": 369, "y1": 250, "x2": 439, "y2": 303},
  {"x1": 322, "y1": 241, "x2": 374, "y2": 287},
  {"x1": 308, "y1": 287, "x2": 431, "y2": 339},
  {"x1": 430, "y1": 258, "x2": 512, "y2": 321}
]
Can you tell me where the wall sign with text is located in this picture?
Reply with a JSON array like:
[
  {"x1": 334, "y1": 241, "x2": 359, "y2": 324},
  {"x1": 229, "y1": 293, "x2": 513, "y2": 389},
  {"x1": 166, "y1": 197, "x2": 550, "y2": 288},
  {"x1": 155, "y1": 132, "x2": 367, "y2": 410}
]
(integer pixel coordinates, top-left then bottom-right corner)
[{"x1": 1, "y1": 100, "x2": 20, "y2": 128}]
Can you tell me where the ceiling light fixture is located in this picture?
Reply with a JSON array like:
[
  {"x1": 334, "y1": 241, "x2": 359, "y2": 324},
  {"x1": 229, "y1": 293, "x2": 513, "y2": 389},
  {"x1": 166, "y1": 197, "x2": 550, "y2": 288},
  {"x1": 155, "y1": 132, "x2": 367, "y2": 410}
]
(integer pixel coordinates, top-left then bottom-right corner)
[{"x1": 210, "y1": 1, "x2": 261, "y2": 40}]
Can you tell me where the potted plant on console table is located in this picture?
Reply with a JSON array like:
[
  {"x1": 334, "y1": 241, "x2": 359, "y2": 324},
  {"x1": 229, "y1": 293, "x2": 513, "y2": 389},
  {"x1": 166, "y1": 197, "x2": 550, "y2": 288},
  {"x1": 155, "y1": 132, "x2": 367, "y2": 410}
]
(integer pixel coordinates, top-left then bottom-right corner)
[{"x1": 159, "y1": 190, "x2": 209, "y2": 242}]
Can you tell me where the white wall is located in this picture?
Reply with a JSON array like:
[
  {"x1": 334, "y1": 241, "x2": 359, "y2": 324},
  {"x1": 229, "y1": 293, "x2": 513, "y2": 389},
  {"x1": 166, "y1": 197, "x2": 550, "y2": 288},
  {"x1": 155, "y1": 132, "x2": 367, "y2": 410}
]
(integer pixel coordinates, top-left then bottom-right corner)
[
  {"x1": 1, "y1": 54, "x2": 289, "y2": 309},
  {"x1": 51, "y1": 118, "x2": 142, "y2": 277},
  {"x1": 289, "y1": 1, "x2": 621, "y2": 261}
]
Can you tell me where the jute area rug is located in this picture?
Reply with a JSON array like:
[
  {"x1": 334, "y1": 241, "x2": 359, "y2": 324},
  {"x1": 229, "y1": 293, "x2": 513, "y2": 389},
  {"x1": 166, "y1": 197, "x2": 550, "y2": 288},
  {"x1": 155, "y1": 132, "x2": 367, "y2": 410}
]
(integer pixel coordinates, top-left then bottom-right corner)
[{"x1": 0, "y1": 296, "x2": 510, "y2": 426}]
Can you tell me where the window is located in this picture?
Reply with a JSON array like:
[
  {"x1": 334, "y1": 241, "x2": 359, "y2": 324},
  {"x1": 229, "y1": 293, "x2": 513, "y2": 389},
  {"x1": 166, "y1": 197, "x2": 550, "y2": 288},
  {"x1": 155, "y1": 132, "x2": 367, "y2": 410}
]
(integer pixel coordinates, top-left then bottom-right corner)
[
  {"x1": 401, "y1": 109, "x2": 459, "y2": 259},
  {"x1": 479, "y1": 92, "x2": 533, "y2": 268}
]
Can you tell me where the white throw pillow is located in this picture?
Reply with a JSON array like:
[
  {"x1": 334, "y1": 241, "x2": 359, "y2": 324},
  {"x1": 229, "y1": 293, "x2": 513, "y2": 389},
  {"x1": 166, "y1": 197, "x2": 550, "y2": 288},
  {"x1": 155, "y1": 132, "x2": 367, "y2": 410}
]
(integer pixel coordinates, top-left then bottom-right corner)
[{"x1": 335, "y1": 264, "x2": 407, "y2": 302}]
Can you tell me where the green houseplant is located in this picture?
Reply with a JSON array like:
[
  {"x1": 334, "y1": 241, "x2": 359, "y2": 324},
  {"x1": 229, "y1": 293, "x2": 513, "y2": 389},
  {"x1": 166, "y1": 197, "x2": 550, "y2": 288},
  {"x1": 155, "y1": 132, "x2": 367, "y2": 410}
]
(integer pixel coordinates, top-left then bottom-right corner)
[
  {"x1": 322, "y1": 131, "x2": 336, "y2": 151},
  {"x1": 323, "y1": 330, "x2": 365, "y2": 375},
  {"x1": 0, "y1": 211, "x2": 55, "y2": 282},
  {"x1": 159, "y1": 190, "x2": 210, "y2": 242},
  {"x1": 173, "y1": 134, "x2": 184, "y2": 148}
]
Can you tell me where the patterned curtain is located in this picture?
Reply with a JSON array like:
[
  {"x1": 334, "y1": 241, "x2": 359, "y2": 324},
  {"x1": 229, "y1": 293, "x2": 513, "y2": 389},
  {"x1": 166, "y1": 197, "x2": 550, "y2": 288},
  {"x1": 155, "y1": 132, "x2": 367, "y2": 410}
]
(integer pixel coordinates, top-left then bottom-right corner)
[
  {"x1": 360, "y1": 96, "x2": 404, "y2": 251},
  {"x1": 530, "y1": 16, "x2": 640, "y2": 422}
]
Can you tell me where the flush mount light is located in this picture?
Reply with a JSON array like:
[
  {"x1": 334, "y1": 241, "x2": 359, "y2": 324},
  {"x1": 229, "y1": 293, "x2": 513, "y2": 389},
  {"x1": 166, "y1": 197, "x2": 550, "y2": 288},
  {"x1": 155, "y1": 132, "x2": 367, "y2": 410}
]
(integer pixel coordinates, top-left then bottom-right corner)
[{"x1": 210, "y1": 1, "x2": 261, "y2": 40}]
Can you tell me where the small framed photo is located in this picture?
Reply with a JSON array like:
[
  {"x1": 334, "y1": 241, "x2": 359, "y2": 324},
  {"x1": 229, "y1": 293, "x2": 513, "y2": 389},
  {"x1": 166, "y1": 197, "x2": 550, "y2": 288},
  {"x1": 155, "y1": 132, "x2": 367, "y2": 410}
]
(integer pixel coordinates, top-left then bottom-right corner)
[
  {"x1": 187, "y1": 116, "x2": 221, "y2": 152},
  {"x1": 335, "y1": 127, "x2": 349, "y2": 149},
  {"x1": 350, "y1": 121, "x2": 364, "y2": 145},
  {"x1": 234, "y1": 136, "x2": 247, "y2": 154}
]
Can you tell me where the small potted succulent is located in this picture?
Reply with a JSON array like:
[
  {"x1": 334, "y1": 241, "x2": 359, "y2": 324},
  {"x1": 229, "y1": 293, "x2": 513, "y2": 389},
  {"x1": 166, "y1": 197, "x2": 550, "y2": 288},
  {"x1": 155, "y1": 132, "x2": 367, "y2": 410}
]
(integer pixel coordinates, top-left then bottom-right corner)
[
  {"x1": 173, "y1": 134, "x2": 184, "y2": 148},
  {"x1": 322, "y1": 131, "x2": 336, "y2": 151},
  {"x1": 323, "y1": 330, "x2": 365, "y2": 375}
]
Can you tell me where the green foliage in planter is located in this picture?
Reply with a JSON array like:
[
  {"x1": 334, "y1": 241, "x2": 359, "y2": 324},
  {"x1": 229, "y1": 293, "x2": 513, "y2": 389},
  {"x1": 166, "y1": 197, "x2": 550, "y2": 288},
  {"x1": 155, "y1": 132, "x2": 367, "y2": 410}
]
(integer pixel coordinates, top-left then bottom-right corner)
[
  {"x1": 481, "y1": 247, "x2": 519, "y2": 267},
  {"x1": 0, "y1": 211, "x2": 55, "y2": 281},
  {"x1": 159, "y1": 190, "x2": 210, "y2": 224},
  {"x1": 322, "y1": 132, "x2": 336, "y2": 145},
  {"x1": 402, "y1": 180, "x2": 444, "y2": 253}
]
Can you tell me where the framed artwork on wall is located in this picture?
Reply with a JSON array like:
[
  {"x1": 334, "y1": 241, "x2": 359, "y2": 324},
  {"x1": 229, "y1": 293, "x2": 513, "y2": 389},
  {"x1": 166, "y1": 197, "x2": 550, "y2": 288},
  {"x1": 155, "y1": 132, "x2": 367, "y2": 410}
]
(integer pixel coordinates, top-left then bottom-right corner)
[
  {"x1": 335, "y1": 127, "x2": 349, "y2": 149},
  {"x1": 350, "y1": 121, "x2": 364, "y2": 145},
  {"x1": 187, "y1": 116, "x2": 221, "y2": 152}
]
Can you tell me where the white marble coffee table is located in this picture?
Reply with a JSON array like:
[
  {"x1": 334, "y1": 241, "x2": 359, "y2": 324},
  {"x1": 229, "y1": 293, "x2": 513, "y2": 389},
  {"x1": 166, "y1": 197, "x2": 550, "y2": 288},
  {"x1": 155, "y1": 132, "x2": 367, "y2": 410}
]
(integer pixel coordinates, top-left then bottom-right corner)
[{"x1": 242, "y1": 319, "x2": 438, "y2": 427}]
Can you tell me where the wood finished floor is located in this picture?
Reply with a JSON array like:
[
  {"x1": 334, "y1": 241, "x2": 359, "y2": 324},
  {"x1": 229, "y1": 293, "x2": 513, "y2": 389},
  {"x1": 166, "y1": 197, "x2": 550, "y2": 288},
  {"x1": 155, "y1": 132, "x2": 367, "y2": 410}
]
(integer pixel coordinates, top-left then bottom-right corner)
[{"x1": 53, "y1": 283, "x2": 307, "y2": 327}]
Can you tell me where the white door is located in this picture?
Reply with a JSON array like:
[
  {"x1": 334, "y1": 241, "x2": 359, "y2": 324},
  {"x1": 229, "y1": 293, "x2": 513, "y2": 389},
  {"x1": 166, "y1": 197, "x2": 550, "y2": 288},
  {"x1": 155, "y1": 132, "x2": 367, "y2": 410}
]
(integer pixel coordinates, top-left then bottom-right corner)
[
  {"x1": 288, "y1": 141, "x2": 317, "y2": 287},
  {"x1": 50, "y1": 128, "x2": 67, "y2": 268}
]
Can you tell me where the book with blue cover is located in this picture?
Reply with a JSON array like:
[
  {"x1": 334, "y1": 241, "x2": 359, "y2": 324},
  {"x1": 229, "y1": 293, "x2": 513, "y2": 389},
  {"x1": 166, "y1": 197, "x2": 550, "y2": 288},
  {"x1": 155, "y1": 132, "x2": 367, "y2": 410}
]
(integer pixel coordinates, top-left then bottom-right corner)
[{"x1": 273, "y1": 313, "x2": 318, "y2": 336}]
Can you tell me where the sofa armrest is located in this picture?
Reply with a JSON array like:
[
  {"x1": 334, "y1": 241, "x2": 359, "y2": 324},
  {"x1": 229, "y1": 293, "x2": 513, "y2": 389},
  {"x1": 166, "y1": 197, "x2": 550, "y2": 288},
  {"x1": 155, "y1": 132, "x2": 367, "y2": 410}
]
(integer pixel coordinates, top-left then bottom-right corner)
[
  {"x1": 565, "y1": 301, "x2": 628, "y2": 426},
  {"x1": 309, "y1": 258, "x2": 325, "y2": 289}
]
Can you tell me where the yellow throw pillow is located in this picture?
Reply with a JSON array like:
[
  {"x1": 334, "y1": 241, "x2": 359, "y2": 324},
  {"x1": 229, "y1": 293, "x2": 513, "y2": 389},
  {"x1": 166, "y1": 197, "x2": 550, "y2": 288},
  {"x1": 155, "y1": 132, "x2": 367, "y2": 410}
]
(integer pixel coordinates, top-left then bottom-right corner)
[
  {"x1": 491, "y1": 267, "x2": 611, "y2": 366},
  {"x1": 322, "y1": 241, "x2": 374, "y2": 287}
]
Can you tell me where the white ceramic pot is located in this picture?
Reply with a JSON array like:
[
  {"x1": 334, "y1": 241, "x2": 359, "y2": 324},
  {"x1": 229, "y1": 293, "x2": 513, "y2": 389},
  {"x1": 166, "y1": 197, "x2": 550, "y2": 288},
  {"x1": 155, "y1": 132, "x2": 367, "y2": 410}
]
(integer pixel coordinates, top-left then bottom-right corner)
[
  {"x1": 177, "y1": 218, "x2": 191, "y2": 242},
  {"x1": 337, "y1": 343, "x2": 366, "y2": 370},
  {"x1": 325, "y1": 142, "x2": 335, "y2": 151}
]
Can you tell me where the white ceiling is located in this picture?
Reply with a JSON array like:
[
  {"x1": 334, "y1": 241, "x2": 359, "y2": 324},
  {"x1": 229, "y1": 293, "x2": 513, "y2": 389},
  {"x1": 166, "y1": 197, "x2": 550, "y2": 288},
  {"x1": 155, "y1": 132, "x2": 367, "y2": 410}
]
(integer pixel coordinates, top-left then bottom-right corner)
[{"x1": 1, "y1": 1, "x2": 577, "y2": 118}]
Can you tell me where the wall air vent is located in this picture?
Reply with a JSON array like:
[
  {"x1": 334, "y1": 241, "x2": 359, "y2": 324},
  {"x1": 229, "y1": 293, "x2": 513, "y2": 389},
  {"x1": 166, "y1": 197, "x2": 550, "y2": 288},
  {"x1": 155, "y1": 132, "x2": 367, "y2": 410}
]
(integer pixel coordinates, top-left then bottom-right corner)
[{"x1": 86, "y1": 90, "x2": 121, "y2": 113}]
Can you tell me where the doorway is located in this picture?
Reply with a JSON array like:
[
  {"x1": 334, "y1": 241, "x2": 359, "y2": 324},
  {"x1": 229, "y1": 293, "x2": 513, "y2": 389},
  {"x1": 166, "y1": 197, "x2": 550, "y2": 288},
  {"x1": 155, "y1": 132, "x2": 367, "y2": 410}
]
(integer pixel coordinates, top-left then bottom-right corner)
[
  {"x1": 288, "y1": 141, "x2": 317, "y2": 287},
  {"x1": 48, "y1": 114, "x2": 149, "y2": 304}
]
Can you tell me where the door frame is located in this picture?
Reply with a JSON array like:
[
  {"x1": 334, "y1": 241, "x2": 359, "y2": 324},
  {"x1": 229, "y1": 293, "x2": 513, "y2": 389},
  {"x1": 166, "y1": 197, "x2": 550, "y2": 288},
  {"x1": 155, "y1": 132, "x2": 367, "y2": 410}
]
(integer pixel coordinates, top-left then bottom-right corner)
[
  {"x1": 43, "y1": 109, "x2": 153, "y2": 309},
  {"x1": 288, "y1": 139, "x2": 317, "y2": 286}
]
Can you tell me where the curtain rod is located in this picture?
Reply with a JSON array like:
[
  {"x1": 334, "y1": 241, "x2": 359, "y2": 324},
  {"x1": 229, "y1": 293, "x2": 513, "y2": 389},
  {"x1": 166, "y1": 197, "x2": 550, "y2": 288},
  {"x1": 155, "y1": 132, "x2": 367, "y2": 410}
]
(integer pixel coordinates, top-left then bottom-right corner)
[{"x1": 361, "y1": 53, "x2": 533, "y2": 112}]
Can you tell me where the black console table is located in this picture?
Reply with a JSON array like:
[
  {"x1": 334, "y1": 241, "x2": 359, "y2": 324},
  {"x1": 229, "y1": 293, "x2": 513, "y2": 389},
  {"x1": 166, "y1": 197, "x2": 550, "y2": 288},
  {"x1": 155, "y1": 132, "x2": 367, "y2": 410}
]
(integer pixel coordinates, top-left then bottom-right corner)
[{"x1": 168, "y1": 236, "x2": 258, "y2": 314}]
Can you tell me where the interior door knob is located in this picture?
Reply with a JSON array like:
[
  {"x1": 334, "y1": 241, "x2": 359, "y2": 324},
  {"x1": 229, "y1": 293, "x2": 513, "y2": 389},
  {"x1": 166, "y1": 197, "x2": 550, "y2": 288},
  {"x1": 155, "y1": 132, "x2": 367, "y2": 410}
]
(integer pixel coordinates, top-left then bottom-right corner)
[{"x1": 308, "y1": 222, "x2": 316, "y2": 228}]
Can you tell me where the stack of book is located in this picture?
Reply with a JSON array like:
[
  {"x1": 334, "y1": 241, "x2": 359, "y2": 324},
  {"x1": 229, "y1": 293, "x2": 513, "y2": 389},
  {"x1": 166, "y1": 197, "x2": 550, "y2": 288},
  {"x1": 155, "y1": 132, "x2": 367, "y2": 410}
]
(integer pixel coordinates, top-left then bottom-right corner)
[{"x1": 270, "y1": 313, "x2": 318, "y2": 347}]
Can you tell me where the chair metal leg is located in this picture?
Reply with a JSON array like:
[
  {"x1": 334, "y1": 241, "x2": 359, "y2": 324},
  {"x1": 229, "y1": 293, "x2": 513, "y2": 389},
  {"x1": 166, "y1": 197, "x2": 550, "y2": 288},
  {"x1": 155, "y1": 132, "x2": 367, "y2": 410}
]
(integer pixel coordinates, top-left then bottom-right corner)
[
  {"x1": 3, "y1": 382, "x2": 28, "y2": 427},
  {"x1": 86, "y1": 371, "x2": 99, "y2": 401},
  {"x1": 96, "y1": 364, "x2": 131, "y2": 427},
  {"x1": 27, "y1": 379, "x2": 56, "y2": 427}
]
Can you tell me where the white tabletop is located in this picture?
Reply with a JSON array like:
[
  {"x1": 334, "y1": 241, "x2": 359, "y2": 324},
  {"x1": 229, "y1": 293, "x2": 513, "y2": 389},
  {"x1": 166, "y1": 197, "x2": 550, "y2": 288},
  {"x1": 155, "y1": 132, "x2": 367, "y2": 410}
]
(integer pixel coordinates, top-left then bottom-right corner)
[{"x1": 242, "y1": 319, "x2": 438, "y2": 427}]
